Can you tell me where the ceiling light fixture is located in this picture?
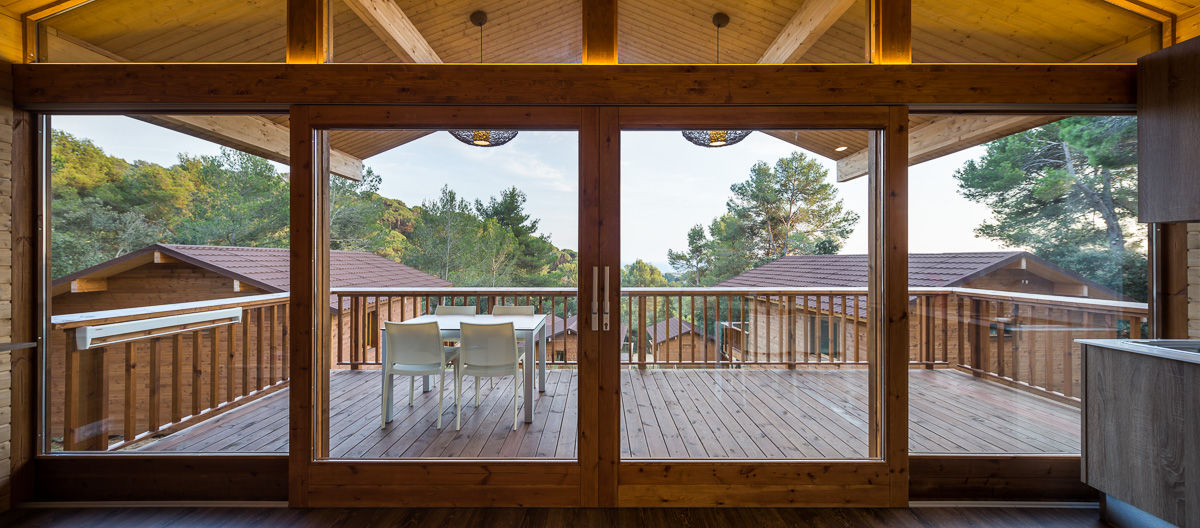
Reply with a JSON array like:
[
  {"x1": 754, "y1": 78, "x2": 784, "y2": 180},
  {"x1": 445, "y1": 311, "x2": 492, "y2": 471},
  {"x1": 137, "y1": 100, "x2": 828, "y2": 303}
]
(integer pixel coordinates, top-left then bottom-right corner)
[
  {"x1": 449, "y1": 10, "x2": 518, "y2": 148},
  {"x1": 682, "y1": 12, "x2": 752, "y2": 148},
  {"x1": 835, "y1": 146, "x2": 848, "y2": 152}
]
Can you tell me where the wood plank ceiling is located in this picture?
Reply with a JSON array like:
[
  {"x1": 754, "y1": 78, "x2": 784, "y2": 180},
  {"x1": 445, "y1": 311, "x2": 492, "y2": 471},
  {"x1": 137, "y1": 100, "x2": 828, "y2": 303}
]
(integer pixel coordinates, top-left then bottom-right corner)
[{"x1": 23, "y1": 0, "x2": 1173, "y2": 175}]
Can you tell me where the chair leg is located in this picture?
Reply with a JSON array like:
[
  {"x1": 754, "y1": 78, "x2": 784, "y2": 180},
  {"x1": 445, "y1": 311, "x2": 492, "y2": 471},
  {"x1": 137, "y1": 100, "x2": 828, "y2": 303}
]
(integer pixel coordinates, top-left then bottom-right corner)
[
  {"x1": 474, "y1": 377, "x2": 479, "y2": 407},
  {"x1": 512, "y1": 368, "x2": 519, "y2": 431},
  {"x1": 455, "y1": 367, "x2": 463, "y2": 431},
  {"x1": 409, "y1": 376, "x2": 415, "y2": 407},
  {"x1": 381, "y1": 371, "x2": 392, "y2": 429},
  {"x1": 437, "y1": 368, "x2": 444, "y2": 429}
]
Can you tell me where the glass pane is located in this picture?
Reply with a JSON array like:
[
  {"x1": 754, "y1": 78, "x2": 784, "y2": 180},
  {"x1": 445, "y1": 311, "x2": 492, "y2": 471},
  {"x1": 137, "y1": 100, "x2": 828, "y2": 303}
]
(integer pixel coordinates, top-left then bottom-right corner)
[
  {"x1": 619, "y1": 0, "x2": 868, "y2": 64},
  {"x1": 38, "y1": 0, "x2": 286, "y2": 62},
  {"x1": 619, "y1": 128, "x2": 877, "y2": 459},
  {"x1": 319, "y1": 128, "x2": 579, "y2": 459},
  {"x1": 330, "y1": 1, "x2": 583, "y2": 63},
  {"x1": 46, "y1": 114, "x2": 291, "y2": 453},
  {"x1": 906, "y1": 115, "x2": 1146, "y2": 455},
  {"x1": 913, "y1": 0, "x2": 1159, "y2": 63}
]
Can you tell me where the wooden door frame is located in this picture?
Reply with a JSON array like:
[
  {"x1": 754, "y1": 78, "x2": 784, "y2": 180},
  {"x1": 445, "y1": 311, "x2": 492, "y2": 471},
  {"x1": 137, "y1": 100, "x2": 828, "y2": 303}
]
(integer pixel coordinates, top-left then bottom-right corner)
[
  {"x1": 288, "y1": 105, "x2": 592, "y2": 507},
  {"x1": 609, "y1": 106, "x2": 909, "y2": 507}
]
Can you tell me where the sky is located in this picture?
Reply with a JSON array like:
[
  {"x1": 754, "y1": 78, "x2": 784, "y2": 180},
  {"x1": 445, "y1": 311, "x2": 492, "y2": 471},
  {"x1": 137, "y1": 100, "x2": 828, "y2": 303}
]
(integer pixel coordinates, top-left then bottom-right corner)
[{"x1": 53, "y1": 116, "x2": 1005, "y2": 270}]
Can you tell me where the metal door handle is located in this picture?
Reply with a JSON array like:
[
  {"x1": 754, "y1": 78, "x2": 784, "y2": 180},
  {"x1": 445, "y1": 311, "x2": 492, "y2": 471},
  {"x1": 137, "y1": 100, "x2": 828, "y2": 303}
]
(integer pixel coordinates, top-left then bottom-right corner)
[
  {"x1": 591, "y1": 266, "x2": 600, "y2": 331},
  {"x1": 602, "y1": 266, "x2": 611, "y2": 331}
]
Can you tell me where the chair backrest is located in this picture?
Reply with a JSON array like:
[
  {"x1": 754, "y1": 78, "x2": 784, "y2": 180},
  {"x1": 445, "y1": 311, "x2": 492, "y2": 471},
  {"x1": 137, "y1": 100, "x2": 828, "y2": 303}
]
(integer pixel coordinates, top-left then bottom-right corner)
[
  {"x1": 383, "y1": 321, "x2": 445, "y2": 366},
  {"x1": 459, "y1": 322, "x2": 517, "y2": 367},
  {"x1": 492, "y1": 305, "x2": 535, "y2": 316},
  {"x1": 434, "y1": 305, "x2": 477, "y2": 316}
]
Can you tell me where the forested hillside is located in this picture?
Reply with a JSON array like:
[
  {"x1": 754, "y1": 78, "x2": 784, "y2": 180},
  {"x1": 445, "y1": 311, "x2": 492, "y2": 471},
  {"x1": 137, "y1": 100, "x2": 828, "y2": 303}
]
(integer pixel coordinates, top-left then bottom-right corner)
[{"x1": 50, "y1": 130, "x2": 577, "y2": 286}]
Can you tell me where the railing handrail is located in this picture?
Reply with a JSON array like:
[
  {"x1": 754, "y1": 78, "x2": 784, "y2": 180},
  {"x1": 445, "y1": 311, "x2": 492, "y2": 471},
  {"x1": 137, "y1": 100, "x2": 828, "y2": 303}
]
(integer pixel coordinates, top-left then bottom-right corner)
[
  {"x1": 51, "y1": 292, "x2": 290, "y2": 330},
  {"x1": 52, "y1": 286, "x2": 1144, "y2": 332}
]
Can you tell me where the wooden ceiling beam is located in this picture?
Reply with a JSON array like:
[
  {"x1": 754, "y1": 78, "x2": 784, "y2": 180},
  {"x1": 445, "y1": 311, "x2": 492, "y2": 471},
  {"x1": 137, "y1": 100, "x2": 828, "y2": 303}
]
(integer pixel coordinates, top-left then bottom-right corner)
[
  {"x1": 837, "y1": 27, "x2": 1153, "y2": 181},
  {"x1": 342, "y1": 0, "x2": 440, "y2": 63},
  {"x1": 836, "y1": 114, "x2": 1063, "y2": 181},
  {"x1": 1101, "y1": 0, "x2": 1177, "y2": 47},
  {"x1": 134, "y1": 115, "x2": 363, "y2": 180},
  {"x1": 12, "y1": 63, "x2": 1136, "y2": 110},
  {"x1": 758, "y1": 0, "x2": 856, "y2": 64},
  {"x1": 44, "y1": 27, "x2": 363, "y2": 180},
  {"x1": 287, "y1": 0, "x2": 327, "y2": 63},
  {"x1": 868, "y1": 0, "x2": 911, "y2": 64},
  {"x1": 583, "y1": 0, "x2": 617, "y2": 64}
]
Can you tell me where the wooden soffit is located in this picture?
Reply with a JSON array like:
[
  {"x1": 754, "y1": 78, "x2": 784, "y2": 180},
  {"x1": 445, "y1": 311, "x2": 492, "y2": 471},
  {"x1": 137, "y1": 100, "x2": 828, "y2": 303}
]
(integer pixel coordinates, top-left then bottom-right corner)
[{"x1": 12, "y1": 63, "x2": 1135, "y2": 111}]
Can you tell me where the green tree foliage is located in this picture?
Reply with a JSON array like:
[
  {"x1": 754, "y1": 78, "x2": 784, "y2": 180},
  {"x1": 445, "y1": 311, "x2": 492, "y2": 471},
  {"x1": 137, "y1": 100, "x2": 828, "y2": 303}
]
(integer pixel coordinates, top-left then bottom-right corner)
[
  {"x1": 954, "y1": 116, "x2": 1146, "y2": 300},
  {"x1": 668, "y1": 152, "x2": 858, "y2": 286},
  {"x1": 621, "y1": 259, "x2": 670, "y2": 287},
  {"x1": 173, "y1": 149, "x2": 289, "y2": 247}
]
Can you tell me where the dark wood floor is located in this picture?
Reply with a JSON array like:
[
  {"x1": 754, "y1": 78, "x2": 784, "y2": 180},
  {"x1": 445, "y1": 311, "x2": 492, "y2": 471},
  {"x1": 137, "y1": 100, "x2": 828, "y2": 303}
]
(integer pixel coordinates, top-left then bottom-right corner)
[
  {"x1": 0, "y1": 506, "x2": 1106, "y2": 528},
  {"x1": 136, "y1": 368, "x2": 1081, "y2": 457}
]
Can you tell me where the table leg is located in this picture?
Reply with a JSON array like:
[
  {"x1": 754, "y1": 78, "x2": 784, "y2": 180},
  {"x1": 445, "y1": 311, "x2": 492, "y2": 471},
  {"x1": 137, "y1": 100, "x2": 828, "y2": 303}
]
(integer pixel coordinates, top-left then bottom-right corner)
[
  {"x1": 537, "y1": 326, "x2": 546, "y2": 392},
  {"x1": 524, "y1": 333, "x2": 534, "y2": 423},
  {"x1": 423, "y1": 375, "x2": 431, "y2": 393}
]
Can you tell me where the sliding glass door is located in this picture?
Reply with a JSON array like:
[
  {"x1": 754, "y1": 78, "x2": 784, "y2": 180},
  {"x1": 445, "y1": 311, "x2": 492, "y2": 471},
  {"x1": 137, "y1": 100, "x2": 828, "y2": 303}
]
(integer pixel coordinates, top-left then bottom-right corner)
[{"x1": 290, "y1": 105, "x2": 908, "y2": 507}]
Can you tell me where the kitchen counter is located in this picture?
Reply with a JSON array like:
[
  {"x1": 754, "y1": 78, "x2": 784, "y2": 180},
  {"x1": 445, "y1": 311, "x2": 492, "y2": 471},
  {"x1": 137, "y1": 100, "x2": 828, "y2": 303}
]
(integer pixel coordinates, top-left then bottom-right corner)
[{"x1": 1079, "y1": 339, "x2": 1200, "y2": 527}]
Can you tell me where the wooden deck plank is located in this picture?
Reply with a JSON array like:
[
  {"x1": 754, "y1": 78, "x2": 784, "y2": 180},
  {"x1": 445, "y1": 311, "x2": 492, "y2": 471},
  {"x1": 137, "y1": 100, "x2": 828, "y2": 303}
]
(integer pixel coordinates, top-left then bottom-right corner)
[{"x1": 135, "y1": 369, "x2": 1081, "y2": 458}]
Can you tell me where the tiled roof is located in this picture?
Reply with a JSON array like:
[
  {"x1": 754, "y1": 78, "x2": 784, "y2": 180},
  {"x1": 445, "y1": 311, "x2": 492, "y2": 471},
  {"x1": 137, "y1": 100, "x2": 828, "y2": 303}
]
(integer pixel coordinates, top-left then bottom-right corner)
[
  {"x1": 644, "y1": 317, "x2": 707, "y2": 344},
  {"x1": 156, "y1": 244, "x2": 451, "y2": 292},
  {"x1": 717, "y1": 252, "x2": 1028, "y2": 289},
  {"x1": 550, "y1": 314, "x2": 629, "y2": 339},
  {"x1": 55, "y1": 243, "x2": 450, "y2": 310}
]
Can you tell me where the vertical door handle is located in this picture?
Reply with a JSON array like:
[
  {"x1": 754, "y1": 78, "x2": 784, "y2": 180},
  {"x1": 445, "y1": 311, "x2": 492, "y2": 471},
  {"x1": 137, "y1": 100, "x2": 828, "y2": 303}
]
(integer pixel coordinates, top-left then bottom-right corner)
[
  {"x1": 602, "y1": 266, "x2": 611, "y2": 331},
  {"x1": 591, "y1": 266, "x2": 600, "y2": 331}
]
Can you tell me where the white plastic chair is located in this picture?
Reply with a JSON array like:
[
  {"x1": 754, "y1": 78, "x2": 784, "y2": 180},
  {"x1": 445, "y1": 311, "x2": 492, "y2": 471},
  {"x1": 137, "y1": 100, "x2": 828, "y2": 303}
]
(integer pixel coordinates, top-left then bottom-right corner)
[
  {"x1": 380, "y1": 321, "x2": 459, "y2": 430},
  {"x1": 435, "y1": 305, "x2": 477, "y2": 315},
  {"x1": 492, "y1": 305, "x2": 535, "y2": 316},
  {"x1": 492, "y1": 305, "x2": 536, "y2": 348},
  {"x1": 456, "y1": 322, "x2": 522, "y2": 431}
]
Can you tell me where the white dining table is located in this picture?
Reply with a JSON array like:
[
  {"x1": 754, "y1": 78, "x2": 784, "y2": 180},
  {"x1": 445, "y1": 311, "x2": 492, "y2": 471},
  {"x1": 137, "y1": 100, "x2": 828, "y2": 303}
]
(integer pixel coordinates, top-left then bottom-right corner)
[{"x1": 398, "y1": 314, "x2": 548, "y2": 423}]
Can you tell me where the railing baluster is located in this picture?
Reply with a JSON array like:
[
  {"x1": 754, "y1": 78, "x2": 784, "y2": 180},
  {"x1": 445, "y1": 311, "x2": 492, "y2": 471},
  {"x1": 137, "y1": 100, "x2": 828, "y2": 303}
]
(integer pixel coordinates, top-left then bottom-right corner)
[
  {"x1": 269, "y1": 305, "x2": 277, "y2": 384},
  {"x1": 172, "y1": 333, "x2": 183, "y2": 423},
  {"x1": 211, "y1": 325, "x2": 220, "y2": 410},
  {"x1": 124, "y1": 341, "x2": 136, "y2": 444},
  {"x1": 192, "y1": 331, "x2": 201, "y2": 417},
  {"x1": 149, "y1": 338, "x2": 160, "y2": 433}
]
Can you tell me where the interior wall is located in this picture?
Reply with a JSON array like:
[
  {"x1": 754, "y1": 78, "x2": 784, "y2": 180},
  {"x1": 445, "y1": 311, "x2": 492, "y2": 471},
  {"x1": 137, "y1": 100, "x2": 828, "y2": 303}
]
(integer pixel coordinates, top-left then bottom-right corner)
[{"x1": 0, "y1": 6, "x2": 18, "y2": 513}]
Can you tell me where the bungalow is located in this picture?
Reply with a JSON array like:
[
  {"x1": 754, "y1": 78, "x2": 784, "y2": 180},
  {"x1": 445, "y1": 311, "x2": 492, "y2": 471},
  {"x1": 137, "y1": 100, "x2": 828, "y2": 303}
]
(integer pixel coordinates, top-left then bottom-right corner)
[
  {"x1": 47, "y1": 243, "x2": 449, "y2": 442},
  {"x1": 717, "y1": 251, "x2": 1124, "y2": 366}
]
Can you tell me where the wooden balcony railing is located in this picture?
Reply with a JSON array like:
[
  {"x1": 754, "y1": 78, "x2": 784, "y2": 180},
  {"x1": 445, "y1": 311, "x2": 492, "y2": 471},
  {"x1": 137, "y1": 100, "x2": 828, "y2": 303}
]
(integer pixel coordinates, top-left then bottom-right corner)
[
  {"x1": 334, "y1": 286, "x2": 1148, "y2": 406},
  {"x1": 49, "y1": 293, "x2": 290, "y2": 451},
  {"x1": 48, "y1": 285, "x2": 1146, "y2": 451}
]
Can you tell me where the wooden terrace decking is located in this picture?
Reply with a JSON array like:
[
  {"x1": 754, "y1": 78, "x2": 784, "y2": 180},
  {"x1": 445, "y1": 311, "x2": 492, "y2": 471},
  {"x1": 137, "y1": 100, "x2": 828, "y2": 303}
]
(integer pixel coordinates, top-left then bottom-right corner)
[{"x1": 135, "y1": 369, "x2": 1081, "y2": 457}]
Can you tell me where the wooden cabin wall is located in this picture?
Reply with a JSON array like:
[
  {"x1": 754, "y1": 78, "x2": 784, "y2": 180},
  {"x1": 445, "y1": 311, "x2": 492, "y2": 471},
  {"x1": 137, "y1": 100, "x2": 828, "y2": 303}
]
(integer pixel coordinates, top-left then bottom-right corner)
[
  {"x1": 0, "y1": 5, "x2": 20, "y2": 512},
  {"x1": 51, "y1": 263, "x2": 269, "y2": 314},
  {"x1": 1191, "y1": 223, "x2": 1200, "y2": 338}
]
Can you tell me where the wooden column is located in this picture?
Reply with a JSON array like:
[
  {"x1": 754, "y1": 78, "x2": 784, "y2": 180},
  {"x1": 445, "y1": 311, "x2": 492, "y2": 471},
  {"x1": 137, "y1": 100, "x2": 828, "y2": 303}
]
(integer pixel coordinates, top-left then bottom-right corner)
[
  {"x1": 582, "y1": 0, "x2": 618, "y2": 64},
  {"x1": 868, "y1": 106, "x2": 909, "y2": 505},
  {"x1": 868, "y1": 0, "x2": 911, "y2": 64},
  {"x1": 10, "y1": 109, "x2": 38, "y2": 503},
  {"x1": 578, "y1": 106, "x2": 620, "y2": 506},
  {"x1": 1150, "y1": 222, "x2": 1189, "y2": 338},
  {"x1": 287, "y1": 0, "x2": 328, "y2": 63},
  {"x1": 288, "y1": 106, "x2": 330, "y2": 506}
]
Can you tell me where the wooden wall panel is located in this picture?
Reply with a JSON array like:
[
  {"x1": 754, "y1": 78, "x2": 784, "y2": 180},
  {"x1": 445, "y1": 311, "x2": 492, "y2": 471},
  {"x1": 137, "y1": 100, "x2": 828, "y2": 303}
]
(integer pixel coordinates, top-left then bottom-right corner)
[
  {"x1": 33, "y1": 456, "x2": 287, "y2": 501},
  {"x1": 1189, "y1": 223, "x2": 1200, "y2": 338},
  {"x1": 909, "y1": 456, "x2": 1097, "y2": 501}
]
